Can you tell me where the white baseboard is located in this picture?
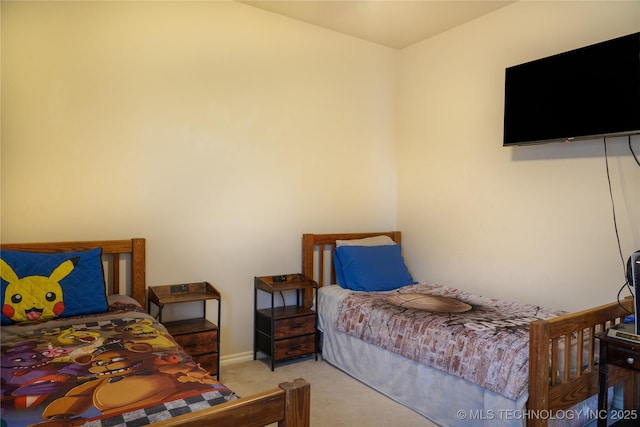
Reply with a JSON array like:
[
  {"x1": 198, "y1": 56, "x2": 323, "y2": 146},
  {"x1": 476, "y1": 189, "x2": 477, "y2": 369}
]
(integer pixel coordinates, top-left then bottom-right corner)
[{"x1": 220, "y1": 351, "x2": 256, "y2": 366}]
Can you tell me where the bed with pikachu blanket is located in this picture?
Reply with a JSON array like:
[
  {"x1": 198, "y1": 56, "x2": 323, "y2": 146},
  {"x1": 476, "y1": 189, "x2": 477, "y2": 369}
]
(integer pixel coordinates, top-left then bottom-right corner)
[{"x1": 1, "y1": 238, "x2": 309, "y2": 427}]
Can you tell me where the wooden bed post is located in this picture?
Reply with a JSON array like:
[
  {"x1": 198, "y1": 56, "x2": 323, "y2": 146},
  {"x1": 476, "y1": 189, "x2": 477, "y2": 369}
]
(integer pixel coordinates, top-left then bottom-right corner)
[
  {"x1": 528, "y1": 319, "x2": 550, "y2": 427},
  {"x1": 131, "y1": 238, "x2": 146, "y2": 308},
  {"x1": 278, "y1": 378, "x2": 311, "y2": 427},
  {"x1": 302, "y1": 234, "x2": 315, "y2": 282},
  {"x1": 301, "y1": 234, "x2": 317, "y2": 308}
]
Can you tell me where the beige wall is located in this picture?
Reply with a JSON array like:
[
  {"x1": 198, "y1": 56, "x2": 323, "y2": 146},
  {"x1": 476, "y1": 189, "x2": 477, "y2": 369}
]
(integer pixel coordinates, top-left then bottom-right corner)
[
  {"x1": 2, "y1": 0, "x2": 639, "y2": 361},
  {"x1": 0, "y1": 1, "x2": 398, "y2": 359},
  {"x1": 397, "y1": 1, "x2": 640, "y2": 312}
]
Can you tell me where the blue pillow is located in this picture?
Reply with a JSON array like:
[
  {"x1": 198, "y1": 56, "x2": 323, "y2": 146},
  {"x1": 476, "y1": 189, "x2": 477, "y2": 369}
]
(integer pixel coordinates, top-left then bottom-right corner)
[
  {"x1": 334, "y1": 245, "x2": 416, "y2": 292},
  {"x1": 1, "y1": 248, "x2": 108, "y2": 325}
]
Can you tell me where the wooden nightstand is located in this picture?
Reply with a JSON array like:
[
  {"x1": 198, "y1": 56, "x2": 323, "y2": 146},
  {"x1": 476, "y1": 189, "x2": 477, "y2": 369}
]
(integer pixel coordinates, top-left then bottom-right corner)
[
  {"x1": 148, "y1": 282, "x2": 221, "y2": 379},
  {"x1": 254, "y1": 274, "x2": 319, "y2": 371}
]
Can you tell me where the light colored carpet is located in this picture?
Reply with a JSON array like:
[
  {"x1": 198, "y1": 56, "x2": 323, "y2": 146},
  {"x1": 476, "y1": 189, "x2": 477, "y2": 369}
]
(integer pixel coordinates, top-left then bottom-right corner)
[{"x1": 220, "y1": 356, "x2": 438, "y2": 426}]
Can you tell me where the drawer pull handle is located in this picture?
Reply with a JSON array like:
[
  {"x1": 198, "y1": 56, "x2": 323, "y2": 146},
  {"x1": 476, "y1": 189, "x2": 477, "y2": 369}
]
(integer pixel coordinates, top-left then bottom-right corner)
[
  {"x1": 627, "y1": 357, "x2": 635, "y2": 365},
  {"x1": 290, "y1": 345, "x2": 301, "y2": 350}
]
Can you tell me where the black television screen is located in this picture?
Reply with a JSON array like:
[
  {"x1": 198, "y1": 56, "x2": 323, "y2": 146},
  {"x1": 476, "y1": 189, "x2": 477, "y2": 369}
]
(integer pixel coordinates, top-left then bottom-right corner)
[{"x1": 503, "y1": 32, "x2": 640, "y2": 146}]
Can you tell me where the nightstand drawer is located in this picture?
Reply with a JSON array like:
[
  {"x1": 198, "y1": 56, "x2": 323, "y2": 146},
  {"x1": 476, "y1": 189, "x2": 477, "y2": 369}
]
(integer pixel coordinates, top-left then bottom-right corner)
[
  {"x1": 274, "y1": 315, "x2": 316, "y2": 339},
  {"x1": 274, "y1": 334, "x2": 316, "y2": 360},
  {"x1": 607, "y1": 344, "x2": 640, "y2": 370},
  {"x1": 173, "y1": 330, "x2": 218, "y2": 354},
  {"x1": 192, "y1": 353, "x2": 219, "y2": 375}
]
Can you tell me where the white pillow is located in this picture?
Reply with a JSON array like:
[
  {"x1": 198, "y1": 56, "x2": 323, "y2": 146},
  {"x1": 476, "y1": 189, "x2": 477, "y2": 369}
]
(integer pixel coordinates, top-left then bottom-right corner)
[{"x1": 336, "y1": 235, "x2": 396, "y2": 247}]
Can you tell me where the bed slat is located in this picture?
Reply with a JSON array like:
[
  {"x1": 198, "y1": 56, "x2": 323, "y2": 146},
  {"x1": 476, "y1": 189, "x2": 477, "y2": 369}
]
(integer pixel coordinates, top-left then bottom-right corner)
[
  {"x1": 112, "y1": 253, "x2": 121, "y2": 295},
  {"x1": 576, "y1": 328, "x2": 584, "y2": 378},
  {"x1": 563, "y1": 333, "x2": 571, "y2": 382},
  {"x1": 318, "y1": 244, "x2": 326, "y2": 286}
]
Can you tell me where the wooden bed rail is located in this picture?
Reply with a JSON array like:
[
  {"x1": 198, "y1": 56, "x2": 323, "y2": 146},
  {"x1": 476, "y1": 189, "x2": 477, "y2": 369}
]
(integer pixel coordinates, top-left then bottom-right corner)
[
  {"x1": 528, "y1": 296, "x2": 637, "y2": 427},
  {"x1": 153, "y1": 378, "x2": 311, "y2": 427},
  {"x1": 0, "y1": 238, "x2": 147, "y2": 308}
]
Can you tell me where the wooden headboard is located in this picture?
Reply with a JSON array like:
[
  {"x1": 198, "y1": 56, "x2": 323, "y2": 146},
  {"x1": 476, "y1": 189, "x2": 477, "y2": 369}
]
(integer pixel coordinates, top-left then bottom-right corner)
[
  {"x1": 302, "y1": 231, "x2": 401, "y2": 289},
  {"x1": 0, "y1": 238, "x2": 146, "y2": 307}
]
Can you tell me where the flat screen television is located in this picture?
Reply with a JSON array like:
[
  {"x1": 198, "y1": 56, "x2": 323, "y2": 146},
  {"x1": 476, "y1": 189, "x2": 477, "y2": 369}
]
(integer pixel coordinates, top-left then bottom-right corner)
[{"x1": 503, "y1": 32, "x2": 640, "y2": 146}]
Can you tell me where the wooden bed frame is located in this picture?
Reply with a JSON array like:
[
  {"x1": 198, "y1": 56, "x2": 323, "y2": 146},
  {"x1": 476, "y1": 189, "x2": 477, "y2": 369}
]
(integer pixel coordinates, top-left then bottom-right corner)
[
  {"x1": 1, "y1": 238, "x2": 310, "y2": 427},
  {"x1": 302, "y1": 231, "x2": 638, "y2": 427}
]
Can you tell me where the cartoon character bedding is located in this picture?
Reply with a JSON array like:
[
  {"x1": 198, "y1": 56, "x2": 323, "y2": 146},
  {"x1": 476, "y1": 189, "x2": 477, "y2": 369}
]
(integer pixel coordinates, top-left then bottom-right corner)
[
  {"x1": 1, "y1": 296, "x2": 236, "y2": 427},
  {"x1": 1, "y1": 248, "x2": 236, "y2": 427}
]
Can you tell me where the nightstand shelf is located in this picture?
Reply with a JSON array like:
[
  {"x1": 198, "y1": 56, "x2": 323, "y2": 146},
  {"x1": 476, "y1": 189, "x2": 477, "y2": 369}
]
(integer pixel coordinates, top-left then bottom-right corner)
[
  {"x1": 254, "y1": 274, "x2": 318, "y2": 371},
  {"x1": 148, "y1": 282, "x2": 221, "y2": 379}
]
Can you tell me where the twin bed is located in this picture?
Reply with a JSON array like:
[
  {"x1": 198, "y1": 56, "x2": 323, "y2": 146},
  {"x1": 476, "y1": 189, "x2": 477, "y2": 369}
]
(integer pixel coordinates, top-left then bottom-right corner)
[
  {"x1": 1, "y1": 238, "x2": 309, "y2": 427},
  {"x1": 302, "y1": 231, "x2": 638, "y2": 427}
]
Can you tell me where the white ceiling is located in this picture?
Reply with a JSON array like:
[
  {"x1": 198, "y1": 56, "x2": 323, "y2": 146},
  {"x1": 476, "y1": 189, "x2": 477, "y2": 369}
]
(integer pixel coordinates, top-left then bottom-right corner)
[{"x1": 239, "y1": 1, "x2": 515, "y2": 49}]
